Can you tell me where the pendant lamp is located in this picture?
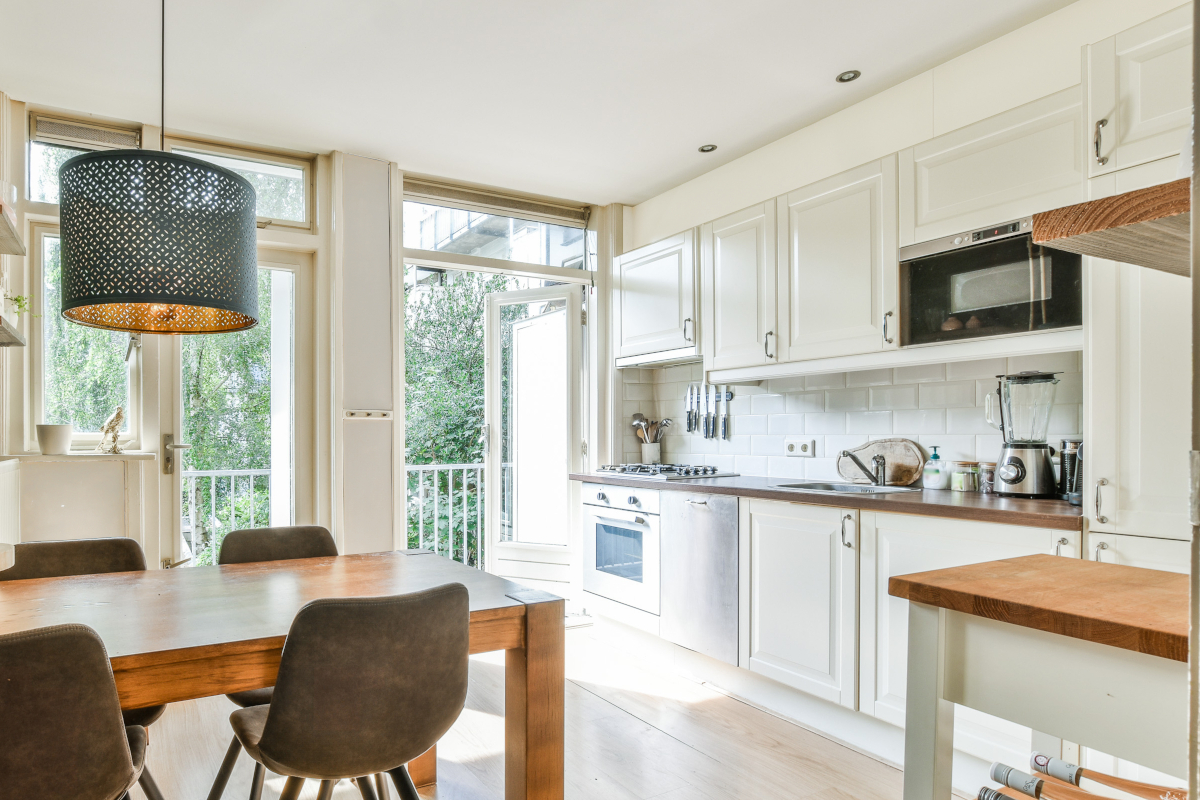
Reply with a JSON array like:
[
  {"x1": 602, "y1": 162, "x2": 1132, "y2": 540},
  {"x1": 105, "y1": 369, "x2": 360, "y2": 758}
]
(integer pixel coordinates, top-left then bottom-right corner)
[{"x1": 57, "y1": 0, "x2": 258, "y2": 334}]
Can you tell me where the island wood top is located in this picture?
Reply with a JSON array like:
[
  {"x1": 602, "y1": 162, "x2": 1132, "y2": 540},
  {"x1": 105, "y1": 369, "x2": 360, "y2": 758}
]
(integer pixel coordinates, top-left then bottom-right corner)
[
  {"x1": 889, "y1": 554, "x2": 1188, "y2": 661},
  {"x1": 0, "y1": 550, "x2": 536, "y2": 669},
  {"x1": 572, "y1": 473, "x2": 1083, "y2": 530}
]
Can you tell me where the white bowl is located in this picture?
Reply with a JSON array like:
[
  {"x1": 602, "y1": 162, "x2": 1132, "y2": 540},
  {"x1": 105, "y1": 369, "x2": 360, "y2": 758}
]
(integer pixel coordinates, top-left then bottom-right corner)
[{"x1": 36, "y1": 424, "x2": 74, "y2": 455}]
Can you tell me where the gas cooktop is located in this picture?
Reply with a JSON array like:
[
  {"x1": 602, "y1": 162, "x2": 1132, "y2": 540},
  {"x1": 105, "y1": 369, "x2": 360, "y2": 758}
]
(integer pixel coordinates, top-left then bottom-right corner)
[{"x1": 595, "y1": 463, "x2": 739, "y2": 480}]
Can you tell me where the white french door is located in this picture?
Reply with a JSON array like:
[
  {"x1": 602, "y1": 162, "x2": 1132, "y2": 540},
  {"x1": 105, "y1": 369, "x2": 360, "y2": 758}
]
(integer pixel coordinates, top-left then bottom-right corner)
[{"x1": 484, "y1": 284, "x2": 583, "y2": 598}]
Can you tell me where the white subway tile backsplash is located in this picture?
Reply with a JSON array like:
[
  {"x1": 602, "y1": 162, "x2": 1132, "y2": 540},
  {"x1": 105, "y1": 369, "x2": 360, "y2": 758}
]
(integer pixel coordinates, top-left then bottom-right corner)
[
  {"x1": 919, "y1": 381, "x2": 976, "y2": 409},
  {"x1": 946, "y1": 406, "x2": 994, "y2": 434},
  {"x1": 751, "y1": 394, "x2": 787, "y2": 415},
  {"x1": 916, "y1": 434, "x2": 975, "y2": 461},
  {"x1": 825, "y1": 434, "x2": 869, "y2": 456},
  {"x1": 767, "y1": 414, "x2": 806, "y2": 434},
  {"x1": 846, "y1": 368, "x2": 894, "y2": 387},
  {"x1": 719, "y1": 435, "x2": 753, "y2": 455},
  {"x1": 624, "y1": 382, "x2": 654, "y2": 401},
  {"x1": 728, "y1": 397, "x2": 753, "y2": 416},
  {"x1": 735, "y1": 415, "x2": 768, "y2": 435},
  {"x1": 946, "y1": 358, "x2": 1007, "y2": 381},
  {"x1": 825, "y1": 388, "x2": 869, "y2": 412},
  {"x1": 735, "y1": 455, "x2": 768, "y2": 475},
  {"x1": 975, "y1": 435, "x2": 1005, "y2": 464},
  {"x1": 766, "y1": 376, "x2": 808, "y2": 394},
  {"x1": 805, "y1": 412, "x2": 848, "y2": 434},
  {"x1": 847, "y1": 411, "x2": 893, "y2": 434},
  {"x1": 786, "y1": 392, "x2": 825, "y2": 414},
  {"x1": 870, "y1": 384, "x2": 918, "y2": 410},
  {"x1": 892, "y1": 409, "x2": 946, "y2": 434},
  {"x1": 894, "y1": 363, "x2": 947, "y2": 383},
  {"x1": 706, "y1": 454, "x2": 736, "y2": 472},
  {"x1": 805, "y1": 458, "x2": 841, "y2": 480},
  {"x1": 805, "y1": 372, "x2": 846, "y2": 390},
  {"x1": 1048, "y1": 404, "x2": 1081, "y2": 435},
  {"x1": 751, "y1": 435, "x2": 786, "y2": 456},
  {"x1": 767, "y1": 456, "x2": 807, "y2": 479}
]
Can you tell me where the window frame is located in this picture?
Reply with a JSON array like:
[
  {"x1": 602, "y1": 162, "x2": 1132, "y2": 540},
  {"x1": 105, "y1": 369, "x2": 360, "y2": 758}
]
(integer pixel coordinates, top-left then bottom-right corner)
[
  {"x1": 28, "y1": 222, "x2": 143, "y2": 451},
  {"x1": 164, "y1": 135, "x2": 317, "y2": 232}
]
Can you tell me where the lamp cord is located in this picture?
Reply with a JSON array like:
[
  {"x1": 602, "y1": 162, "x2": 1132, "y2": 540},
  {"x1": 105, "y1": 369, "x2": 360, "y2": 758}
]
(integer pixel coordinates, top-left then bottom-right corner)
[{"x1": 161, "y1": 0, "x2": 165, "y2": 150}]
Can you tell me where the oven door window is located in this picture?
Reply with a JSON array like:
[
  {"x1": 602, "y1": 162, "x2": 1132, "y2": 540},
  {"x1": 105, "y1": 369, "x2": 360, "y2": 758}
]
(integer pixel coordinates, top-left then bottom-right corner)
[{"x1": 595, "y1": 522, "x2": 644, "y2": 582}]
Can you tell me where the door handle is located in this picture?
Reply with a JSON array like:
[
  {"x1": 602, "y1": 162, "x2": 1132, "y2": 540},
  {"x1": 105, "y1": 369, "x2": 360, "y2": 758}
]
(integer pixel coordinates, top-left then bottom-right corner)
[
  {"x1": 764, "y1": 330, "x2": 774, "y2": 359},
  {"x1": 1094, "y1": 119, "x2": 1108, "y2": 166},
  {"x1": 883, "y1": 310, "x2": 894, "y2": 345},
  {"x1": 1095, "y1": 478, "x2": 1109, "y2": 524},
  {"x1": 840, "y1": 514, "x2": 853, "y2": 549},
  {"x1": 162, "y1": 433, "x2": 192, "y2": 475},
  {"x1": 683, "y1": 318, "x2": 693, "y2": 342}
]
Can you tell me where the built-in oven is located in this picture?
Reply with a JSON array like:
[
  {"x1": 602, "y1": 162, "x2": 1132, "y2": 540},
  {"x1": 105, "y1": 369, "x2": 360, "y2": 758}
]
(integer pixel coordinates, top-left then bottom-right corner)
[
  {"x1": 582, "y1": 483, "x2": 660, "y2": 616},
  {"x1": 899, "y1": 218, "x2": 1083, "y2": 347}
]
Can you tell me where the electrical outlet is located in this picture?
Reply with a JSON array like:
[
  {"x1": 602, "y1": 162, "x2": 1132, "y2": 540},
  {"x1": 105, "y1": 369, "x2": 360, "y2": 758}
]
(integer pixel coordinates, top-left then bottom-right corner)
[{"x1": 784, "y1": 437, "x2": 816, "y2": 458}]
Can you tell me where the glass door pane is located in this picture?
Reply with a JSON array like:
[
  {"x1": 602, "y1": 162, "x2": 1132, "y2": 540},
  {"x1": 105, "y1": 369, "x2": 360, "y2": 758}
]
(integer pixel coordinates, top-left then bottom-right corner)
[{"x1": 179, "y1": 267, "x2": 294, "y2": 565}]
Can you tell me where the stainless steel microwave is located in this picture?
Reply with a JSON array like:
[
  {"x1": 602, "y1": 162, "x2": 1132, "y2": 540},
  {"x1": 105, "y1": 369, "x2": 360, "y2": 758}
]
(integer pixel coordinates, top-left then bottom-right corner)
[{"x1": 898, "y1": 218, "x2": 1082, "y2": 347}]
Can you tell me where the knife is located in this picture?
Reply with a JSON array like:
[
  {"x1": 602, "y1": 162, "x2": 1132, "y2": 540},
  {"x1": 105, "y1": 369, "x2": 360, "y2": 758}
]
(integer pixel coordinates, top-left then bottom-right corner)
[
  {"x1": 720, "y1": 384, "x2": 729, "y2": 440},
  {"x1": 684, "y1": 384, "x2": 692, "y2": 432},
  {"x1": 706, "y1": 383, "x2": 715, "y2": 439},
  {"x1": 690, "y1": 384, "x2": 698, "y2": 434}
]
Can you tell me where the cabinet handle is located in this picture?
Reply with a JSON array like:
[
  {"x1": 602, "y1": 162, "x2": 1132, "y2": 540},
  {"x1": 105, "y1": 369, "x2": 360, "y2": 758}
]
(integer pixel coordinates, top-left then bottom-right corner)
[
  {"x1": 883, "y1": 310, "x2": 894, "y2": 345},
  {"x1": 683, "y1": 317, "x2": 693, "y2": 342},
  {"x1": 1095, "y1": 478, "x2": 1109, "y2": 524},
  {"x1": 1094, "y1": 119, "x2": 1108, "y2": 166},
  {"x1": 1094, "y1": 541, "x2": 1109, "y2": 562},
  {"x1": 686, "y1": 499, "x2": 708, "y2": 507},
  {"x1": 840, "y1": 514, "x2": 853, "y2": 549},
  {"x1": 1055, "y1": 537, "x2": 1069, "y2": 557},
  {"x1": 764, "y1": 330, "x2": 774, "y2": 359}
]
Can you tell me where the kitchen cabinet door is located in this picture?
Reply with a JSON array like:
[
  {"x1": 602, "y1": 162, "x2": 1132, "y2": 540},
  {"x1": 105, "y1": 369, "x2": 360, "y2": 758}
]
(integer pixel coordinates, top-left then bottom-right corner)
[
  {"x1": 1088, "y1": 531, "x2": 1190, "y2": 574},
  {"x1": 739, "y1": 499, "x2": 857, "y2": 708},
  {"x1": 615, "y1": 230, "x2": 697, "y2": 359},
  {"x1": 1087, "y1": 4, "x2": 1192, "y2": 178},
  {"x1": 702, "y1": 202, "x2": 777, "y2": 370},
  {"x1": 858, "y1": 512, "x2": 1080, "y2": 766},
  {"x1": 1084, "y1": 258, "x2": 1192, "y2": 541},
  {"x1": 776, "y1": 156, "x2": 897, "y2": 362},
  {"x1": 898, "y1": 86, "x2": 1085, "y2": 246}
]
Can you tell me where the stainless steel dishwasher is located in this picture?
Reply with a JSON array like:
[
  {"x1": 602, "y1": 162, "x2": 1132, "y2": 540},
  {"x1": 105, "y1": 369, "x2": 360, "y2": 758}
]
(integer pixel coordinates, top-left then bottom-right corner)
[{"x1": 659, "y1": 491, "x2": 739, "y2": 665}]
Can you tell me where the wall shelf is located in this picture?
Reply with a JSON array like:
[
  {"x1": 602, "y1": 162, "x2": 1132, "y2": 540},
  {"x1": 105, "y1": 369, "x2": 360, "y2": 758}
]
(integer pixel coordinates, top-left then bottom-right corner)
[
  {"x1": 0, "y1": 314, "x2": 25, "y2": 347},
  {"x1": 1033, "y1": 178, "x2": 1189, "y2": 277},
  {"x1": 0, "y1": 199, "x2": 25, "y2": 257}
]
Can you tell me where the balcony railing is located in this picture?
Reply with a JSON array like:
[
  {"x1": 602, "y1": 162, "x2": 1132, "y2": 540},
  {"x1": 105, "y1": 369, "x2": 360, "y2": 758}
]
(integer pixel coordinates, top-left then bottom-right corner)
[
  {"x1": 405, "y1": 463, "x2": 488, "y2": 568},
  {"x1": 181, "y1": 469, "x2": 271, "y2": 565}
]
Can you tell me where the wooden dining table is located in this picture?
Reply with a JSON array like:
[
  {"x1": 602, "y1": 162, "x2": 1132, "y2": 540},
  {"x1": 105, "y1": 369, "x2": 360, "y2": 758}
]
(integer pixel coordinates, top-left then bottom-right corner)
[{"x1": 0, "y1": 548, "x2": 565, "y2": 800}]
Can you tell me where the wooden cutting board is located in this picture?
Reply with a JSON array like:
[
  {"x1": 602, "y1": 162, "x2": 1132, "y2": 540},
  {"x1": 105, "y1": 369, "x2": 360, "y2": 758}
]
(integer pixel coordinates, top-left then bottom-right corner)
[{"x1": 836, "y1": 438, "x2": 924, "y2": 485}]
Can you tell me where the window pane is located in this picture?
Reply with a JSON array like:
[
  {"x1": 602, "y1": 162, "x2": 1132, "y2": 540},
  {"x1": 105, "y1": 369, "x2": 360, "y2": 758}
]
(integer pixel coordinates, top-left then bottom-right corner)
[
  {"x1": 29, "y1": 142, "x2": 88, "y2": 204},
  {"x1": 41, "y1": 235, "x2": 130, "y2": 432},
  {"x1": 175, "y1": 148, "x2": 307, "y2": 223},
  {"x1": 403, "y1": 201, "x2": 586, "y2": 269}
]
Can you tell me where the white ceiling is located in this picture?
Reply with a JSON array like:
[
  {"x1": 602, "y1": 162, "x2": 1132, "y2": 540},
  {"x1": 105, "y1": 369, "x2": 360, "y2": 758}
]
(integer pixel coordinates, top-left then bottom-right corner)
[{"x1": 0, "y1": 0, "x2": 1075, "y2": 206}]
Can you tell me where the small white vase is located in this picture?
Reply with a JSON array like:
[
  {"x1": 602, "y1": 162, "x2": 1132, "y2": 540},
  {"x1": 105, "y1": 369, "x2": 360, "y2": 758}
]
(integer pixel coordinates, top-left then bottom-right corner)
[
  {"x1": 641, "y1": 443, "x2": 661, "y2": 464},
  {"x1": 36, "y1": 424, "x2": 73, "y2": 455}
]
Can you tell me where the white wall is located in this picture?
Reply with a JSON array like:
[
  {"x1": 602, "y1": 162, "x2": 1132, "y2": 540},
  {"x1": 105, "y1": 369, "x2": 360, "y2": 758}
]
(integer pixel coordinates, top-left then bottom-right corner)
[
  {"x1": 620, "y1": 352, "x2": 1083, "y2": 478},
  {"x1": 627, "y1": 0, "x2": 1188, "y2": 250}
]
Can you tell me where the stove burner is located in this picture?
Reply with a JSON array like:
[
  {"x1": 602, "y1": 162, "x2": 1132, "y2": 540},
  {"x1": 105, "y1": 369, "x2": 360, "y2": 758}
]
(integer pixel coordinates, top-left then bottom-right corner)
[{"x1": 595, "y1": 463, "x2": 734, "y2": 480}]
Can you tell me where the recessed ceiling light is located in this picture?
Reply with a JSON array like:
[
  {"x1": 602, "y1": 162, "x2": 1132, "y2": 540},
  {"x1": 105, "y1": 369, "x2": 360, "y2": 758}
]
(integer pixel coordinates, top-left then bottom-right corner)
[
  {"x1": 698, "y1": 144, "x2": 718, "y2": 153},
  {"x1": 836, "y1": 70, "x2": 861, "y2": 83}
]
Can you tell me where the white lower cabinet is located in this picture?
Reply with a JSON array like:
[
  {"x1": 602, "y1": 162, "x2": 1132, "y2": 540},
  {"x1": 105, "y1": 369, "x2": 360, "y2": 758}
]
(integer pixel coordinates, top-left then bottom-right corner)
[
  {"x1": 858, "y1": 512, "x2": 1081, "y2": 766},
  {"x1": 739, "y1": 499, "x2": 857, "y2": 708},
  {"x1": 1088, "y1": 531, "x2": 1190, "y2": 573}
]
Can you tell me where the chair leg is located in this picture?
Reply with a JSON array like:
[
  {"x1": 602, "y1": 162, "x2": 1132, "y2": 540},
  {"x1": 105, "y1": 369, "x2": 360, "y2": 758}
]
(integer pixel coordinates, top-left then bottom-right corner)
[
  {"x1": 278, "y1": 776, "x2": 306, "y2": 800},
  {"x1": 387, "y1": 765, "x2": 422, "y2": 800},
  {"x1": 355, "y1": 776, "x2": 380, "y2": 800},
  {"x1": 207, "y1": 736, "x2": 243, "y2": 800},
  {"x1": 375, "y1": 773, "x2": 390, "y2": 800},
  {"x1": 315, "y1": 780, "x2": 336, "y2": 800},
  {"x1": 248, "y1": 762, "x2": 266, "y2": 800},
  {"x1": 138, "y1": 767, "x2": 167, "y2": 800}
]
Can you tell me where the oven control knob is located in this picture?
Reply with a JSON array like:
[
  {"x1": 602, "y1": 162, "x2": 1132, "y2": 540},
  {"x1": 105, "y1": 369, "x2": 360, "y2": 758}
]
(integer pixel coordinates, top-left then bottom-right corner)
[
  {"x1": 596, "y1": 492, "x2": 607, "y2": 502},
  {"x1": 998, "y1": 459, "x2": 1026, "y2": 484},
  {"x1": 627, "y1": 496, "x2": 639, "y2": 505}
]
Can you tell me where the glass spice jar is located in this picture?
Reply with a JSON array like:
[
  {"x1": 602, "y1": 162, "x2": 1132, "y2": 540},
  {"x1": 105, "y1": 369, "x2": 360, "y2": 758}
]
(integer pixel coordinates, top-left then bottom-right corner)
[
  {"x1": 950, "y1": 461, "x2": 979, "y2": 492},
  {"x1": 978, "y1": 462, "x2": 996, "y2": 494}
]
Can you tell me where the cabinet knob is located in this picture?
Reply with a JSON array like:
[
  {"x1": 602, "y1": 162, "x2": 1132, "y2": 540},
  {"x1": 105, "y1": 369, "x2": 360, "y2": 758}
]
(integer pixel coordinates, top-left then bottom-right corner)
[
  {"x1": 627, "y1": 496, "x2": 639, "y2": 506},
  {"x1": 596, "y1": 492, "x2": 607, "y2": 502}
]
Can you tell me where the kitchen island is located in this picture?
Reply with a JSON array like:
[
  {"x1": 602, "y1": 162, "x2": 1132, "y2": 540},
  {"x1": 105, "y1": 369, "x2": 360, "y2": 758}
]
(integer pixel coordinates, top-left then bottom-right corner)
[{"x1": 571, "y1": 473, "x2": 1083, "y2": 530}]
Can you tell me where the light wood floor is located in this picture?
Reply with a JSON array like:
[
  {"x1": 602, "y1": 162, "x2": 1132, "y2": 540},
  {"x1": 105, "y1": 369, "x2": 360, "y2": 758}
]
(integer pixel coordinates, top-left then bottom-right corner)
[{"x1": 131, "y1": 627, "x2": 903, "y2": 800}]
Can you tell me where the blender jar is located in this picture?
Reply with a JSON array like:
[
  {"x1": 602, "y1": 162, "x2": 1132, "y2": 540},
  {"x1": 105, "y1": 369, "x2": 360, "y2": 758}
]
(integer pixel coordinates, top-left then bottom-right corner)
[{"x1": 985, "y1": 371, "x2": 1060, "y2": 443}]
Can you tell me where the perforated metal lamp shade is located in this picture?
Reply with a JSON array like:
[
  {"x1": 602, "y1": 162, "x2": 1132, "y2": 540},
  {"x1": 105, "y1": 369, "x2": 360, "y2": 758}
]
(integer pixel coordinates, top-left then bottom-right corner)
[{"x1": 58, "y1": 149, "x2": 259, "y2": 334}]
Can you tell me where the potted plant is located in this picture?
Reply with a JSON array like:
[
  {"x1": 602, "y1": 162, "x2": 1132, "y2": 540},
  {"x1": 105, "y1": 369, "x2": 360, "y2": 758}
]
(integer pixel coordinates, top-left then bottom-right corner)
[{"x1": 3, "y1": 293, "x2": 33, "y2": 324}]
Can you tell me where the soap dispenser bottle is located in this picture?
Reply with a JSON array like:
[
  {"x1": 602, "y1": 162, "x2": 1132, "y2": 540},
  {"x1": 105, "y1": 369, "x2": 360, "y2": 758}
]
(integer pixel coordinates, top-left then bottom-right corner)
[{"x1": 924, "y1": 446, "x2": 949, "y2": 490}]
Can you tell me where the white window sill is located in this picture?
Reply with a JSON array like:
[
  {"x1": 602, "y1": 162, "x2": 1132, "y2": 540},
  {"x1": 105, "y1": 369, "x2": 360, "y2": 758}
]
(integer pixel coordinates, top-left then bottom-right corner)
[{"x1": 0, "y1": 451, "x2": 157, "y2": 462}]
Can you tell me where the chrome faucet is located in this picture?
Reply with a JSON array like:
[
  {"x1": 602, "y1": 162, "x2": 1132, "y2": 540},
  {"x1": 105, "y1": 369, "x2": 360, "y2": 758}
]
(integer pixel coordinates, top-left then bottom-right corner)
[{"x1": 842, "y1": 451, "x2": 886, "y2": 486}]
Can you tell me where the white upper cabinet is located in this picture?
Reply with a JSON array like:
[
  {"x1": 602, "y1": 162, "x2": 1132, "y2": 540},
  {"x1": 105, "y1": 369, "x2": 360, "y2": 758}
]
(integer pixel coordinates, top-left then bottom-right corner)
[
  {"x1": 776, "y1": 156, "x2": 898, "y2": 362},
  {"x1": 702, "y1": 201, "x2": 777, "y2": 371},
  {"x1": 899, "y1": 86, "x2": 1085, "y2": 246},
  {"x1": 740, "y1": 500, "x2": 857, "y2": 708},
  {"x1": 1087, "y1": 4, "x2": 1192, "y2": 178},
  {"x1": 1084, "y1": 258, "x2": 1192, "y2": 541},
  {"x1": 614, "y1": 229, "x2": 698, "y2": 360}
]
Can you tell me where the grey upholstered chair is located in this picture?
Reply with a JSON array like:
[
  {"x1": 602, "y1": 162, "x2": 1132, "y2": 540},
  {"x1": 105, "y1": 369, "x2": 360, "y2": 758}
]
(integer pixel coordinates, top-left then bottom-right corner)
[
  {"x1": 208, "y1": 525, "x2": 340, "y2": 800},
  {"x1": 0, "y1": 624, "x2": 166, "y2": 800},
  {"x1": 227, "y1": 585, "x2": 469, "y2": 800},
  {"x1": 0, "y1": 538, "x2": 168, "y2": 730}
]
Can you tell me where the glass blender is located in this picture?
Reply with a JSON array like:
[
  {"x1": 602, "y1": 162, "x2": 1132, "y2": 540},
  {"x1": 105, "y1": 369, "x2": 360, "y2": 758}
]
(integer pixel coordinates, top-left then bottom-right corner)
[{"x1": 985, "y1": 371, "x2": 1060, "y2": 497}]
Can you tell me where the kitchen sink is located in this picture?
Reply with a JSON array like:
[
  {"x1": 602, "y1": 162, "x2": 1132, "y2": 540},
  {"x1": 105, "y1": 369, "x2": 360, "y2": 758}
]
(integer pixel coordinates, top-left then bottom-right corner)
[{"x1": 771, "y1": 481, "x2": 921, "y2": 495}]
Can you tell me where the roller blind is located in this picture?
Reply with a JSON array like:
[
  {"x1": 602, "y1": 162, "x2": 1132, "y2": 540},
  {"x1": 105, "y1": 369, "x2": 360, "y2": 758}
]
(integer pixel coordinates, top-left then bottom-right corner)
[{"x1": 404, "y1": 177, "x2": 590, "y2": 228}]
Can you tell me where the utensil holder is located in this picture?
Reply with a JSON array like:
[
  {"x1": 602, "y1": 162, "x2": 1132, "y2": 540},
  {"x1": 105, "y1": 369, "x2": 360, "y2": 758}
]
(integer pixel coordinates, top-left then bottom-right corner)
[
  {"x1": 641, "y1": 443, "x2": 661, "y2": 464},
  {"x1": 36, "y1": 424, "x2": 73, "y2": 455}
]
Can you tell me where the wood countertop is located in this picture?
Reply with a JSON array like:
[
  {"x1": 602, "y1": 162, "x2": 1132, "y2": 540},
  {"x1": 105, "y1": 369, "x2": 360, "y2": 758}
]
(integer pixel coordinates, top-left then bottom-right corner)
[
  {"x1": 570, "y1": 473, "x2": 1083, "y2": 530},
  {"x1": 889, "y1": 554, "x2": 1188, "y2": 661}
]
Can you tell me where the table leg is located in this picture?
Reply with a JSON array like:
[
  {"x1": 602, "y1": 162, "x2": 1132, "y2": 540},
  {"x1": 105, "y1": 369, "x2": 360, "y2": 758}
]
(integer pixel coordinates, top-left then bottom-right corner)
[
  {"x1": 408, "y1": 745, "x2": 437, "y2": 787},
  {"x1": 903, "y1": 601, "x2": 955, "y2": 800},
  {"x1": 505, "y1": 594, "x2": 565, "y2": 800}
]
